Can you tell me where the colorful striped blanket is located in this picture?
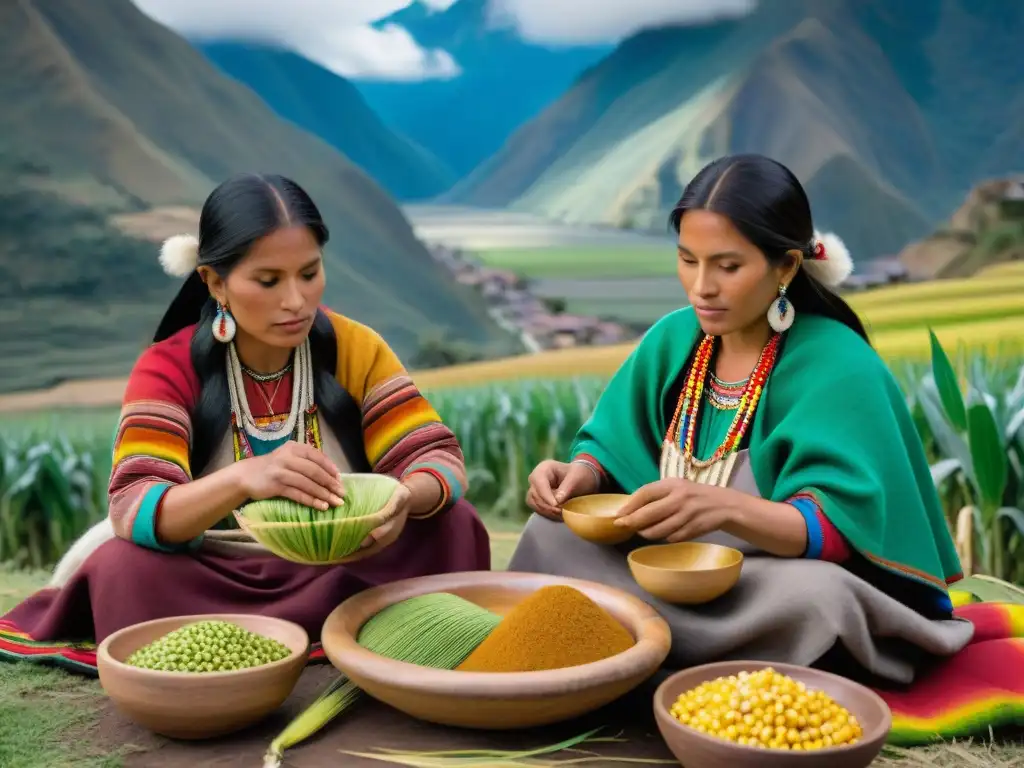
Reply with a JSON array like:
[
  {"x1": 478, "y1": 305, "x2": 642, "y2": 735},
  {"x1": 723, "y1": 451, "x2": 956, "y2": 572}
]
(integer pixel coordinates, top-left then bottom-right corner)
[
  {"x1": 0, "y1": 624, "x2": 330, "y2": 675},
  {"x1": 2, "y1": 595, "x2": 1022, "y2": 748}
]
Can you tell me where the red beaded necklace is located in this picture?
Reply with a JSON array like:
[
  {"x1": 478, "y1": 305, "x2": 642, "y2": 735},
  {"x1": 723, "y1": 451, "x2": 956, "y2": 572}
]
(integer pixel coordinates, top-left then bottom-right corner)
[{"x1": 665, "y1": 333, "x2": 780, "y2": 470}]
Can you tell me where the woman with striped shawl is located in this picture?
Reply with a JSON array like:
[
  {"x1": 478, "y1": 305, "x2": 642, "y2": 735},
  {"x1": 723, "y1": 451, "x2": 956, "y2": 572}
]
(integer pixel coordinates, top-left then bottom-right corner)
[{"x1": 1, "y1": 173, "x2": 490, "y2": 652}]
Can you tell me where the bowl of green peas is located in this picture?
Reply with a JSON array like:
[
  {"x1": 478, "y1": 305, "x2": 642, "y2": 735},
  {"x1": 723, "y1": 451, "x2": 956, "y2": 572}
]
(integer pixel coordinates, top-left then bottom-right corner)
[{"x1": 97, "y1": 613, "x2": 309, "y2": 739}]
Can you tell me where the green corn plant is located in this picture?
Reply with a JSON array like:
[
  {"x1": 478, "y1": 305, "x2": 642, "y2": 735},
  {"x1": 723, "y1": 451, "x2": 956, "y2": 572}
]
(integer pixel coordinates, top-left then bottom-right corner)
[
  {"x1": 425, "y1": 377, "x2": 607, "y2": 520},
  {"x1": 3, "y1": 353, "x2": 1024, "y2": 570},
  {"x1": 0, "y1": 432, "x2": 110, "y2": 568},
  {"x1": 918, "y1": 329, "x2": 1024, "y2": 582}
]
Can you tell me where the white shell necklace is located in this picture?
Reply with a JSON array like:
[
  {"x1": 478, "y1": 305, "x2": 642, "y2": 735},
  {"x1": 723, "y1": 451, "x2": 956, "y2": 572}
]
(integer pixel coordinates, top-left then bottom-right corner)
[{"x1": 226, "y1": 339, "x2": 313, "y2": 443}]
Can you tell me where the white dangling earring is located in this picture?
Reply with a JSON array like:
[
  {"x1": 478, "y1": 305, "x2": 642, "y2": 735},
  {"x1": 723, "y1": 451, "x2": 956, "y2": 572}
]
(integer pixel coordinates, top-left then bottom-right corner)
[
  {"x1": 212, "y1": 302, "x2": 237, "y2": 343},
  {"x1": 766, "y1": 284, "x2": 794, "y2": 332}
]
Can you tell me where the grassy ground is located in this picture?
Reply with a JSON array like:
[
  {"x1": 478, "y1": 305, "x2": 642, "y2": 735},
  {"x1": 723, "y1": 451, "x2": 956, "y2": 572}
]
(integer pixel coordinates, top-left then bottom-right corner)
[
  {"x1": 3, "y1": 529, "x2": 1024, "y2": 766},
  {"x1": 0, "y1": 567, "x2": 141, "y2": 768}
]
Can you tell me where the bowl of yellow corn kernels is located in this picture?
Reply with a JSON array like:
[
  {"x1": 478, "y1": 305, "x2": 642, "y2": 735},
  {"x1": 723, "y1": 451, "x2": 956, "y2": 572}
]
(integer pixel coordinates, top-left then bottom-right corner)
[{"x1": 653, "y1": 661, "x2": 891, "y2": 767}]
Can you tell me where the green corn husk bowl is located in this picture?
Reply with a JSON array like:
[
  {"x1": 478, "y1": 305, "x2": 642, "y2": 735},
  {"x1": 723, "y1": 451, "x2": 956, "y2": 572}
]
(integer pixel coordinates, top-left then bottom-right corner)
[{"x1": 233, "y1": 473, "x2": 402, "y2": 565}]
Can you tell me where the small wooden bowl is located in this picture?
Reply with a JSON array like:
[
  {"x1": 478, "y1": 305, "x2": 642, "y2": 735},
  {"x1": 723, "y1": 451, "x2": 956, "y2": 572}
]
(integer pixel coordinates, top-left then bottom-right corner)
[
  {"x1": 561, "y1": 493, "x2": 634, "y2": 545},
  {"x1": 97, "y1": 614, "x2": 309, "y2": 740},
  {"x1": 653, "y1": 661, "x2": 892, "y2": 767},
  {"x1": 628, "y1": 541, "x2": 743, "y2": 604},
  {"x1": 321, "y1": 570, "x2": 671, "y2": 729}
]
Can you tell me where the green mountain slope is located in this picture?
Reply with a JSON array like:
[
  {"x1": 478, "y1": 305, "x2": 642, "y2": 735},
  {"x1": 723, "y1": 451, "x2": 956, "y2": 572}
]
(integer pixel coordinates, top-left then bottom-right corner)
[
  {"x1": 197, "y1": 42, "x2": 455, "y2": 200},
  {"x1": 450, "y1": 0, "x2": 1024, "y2": 261},
  {"x1": 0, "y1": 0, "x2": 517, "y2": 394}
]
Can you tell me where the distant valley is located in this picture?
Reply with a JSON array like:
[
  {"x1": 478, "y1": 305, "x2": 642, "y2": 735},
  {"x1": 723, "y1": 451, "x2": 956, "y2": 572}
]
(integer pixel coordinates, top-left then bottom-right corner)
[{"x1": 0, "y1": 0, "x2": 519, "y2": 394}]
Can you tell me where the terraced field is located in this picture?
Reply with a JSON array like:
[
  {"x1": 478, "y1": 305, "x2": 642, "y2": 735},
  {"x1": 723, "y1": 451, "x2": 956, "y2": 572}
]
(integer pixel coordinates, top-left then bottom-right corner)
[{"x1": 414, "y1": 260, "x2": 1024, "y2": 388}]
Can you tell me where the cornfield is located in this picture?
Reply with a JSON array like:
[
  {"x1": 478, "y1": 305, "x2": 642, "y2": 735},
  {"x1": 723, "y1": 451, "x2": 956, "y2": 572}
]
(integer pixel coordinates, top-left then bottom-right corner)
[{"x1": 1, "y1": 346, "x2": 1022, "y2": 582}]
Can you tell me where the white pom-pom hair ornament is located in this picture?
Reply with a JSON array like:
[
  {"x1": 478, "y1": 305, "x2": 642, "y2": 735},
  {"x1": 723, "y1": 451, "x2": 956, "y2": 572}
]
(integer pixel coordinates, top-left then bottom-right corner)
[
  {"x1": 803, "y1": 230, "x2": 853, "y2": 287},
  {"x1": 159, "y1": 234, "x2": 200, "y2": 278}
]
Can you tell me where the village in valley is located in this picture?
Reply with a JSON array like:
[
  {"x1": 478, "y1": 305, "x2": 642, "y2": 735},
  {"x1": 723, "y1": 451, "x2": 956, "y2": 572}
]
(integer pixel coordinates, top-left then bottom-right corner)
[
  {"x1": 423, "y1": 240, "x2": 912, "y2": 354},
  {"x1": 427, "y1": 244, "x2": 635, "y2": 352},
  {"x1": 419, "y1": 175, "x2": 1024, "y2": 355}
]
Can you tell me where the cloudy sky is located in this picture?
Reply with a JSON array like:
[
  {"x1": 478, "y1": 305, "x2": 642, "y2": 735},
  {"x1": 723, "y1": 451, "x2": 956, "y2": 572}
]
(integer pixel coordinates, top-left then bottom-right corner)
[{"x1": 131, "y1": 0, "x2": 755, "y2": 81}]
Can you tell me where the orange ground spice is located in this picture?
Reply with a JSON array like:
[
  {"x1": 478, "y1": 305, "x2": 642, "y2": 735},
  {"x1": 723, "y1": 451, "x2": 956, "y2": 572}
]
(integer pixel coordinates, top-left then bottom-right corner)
[{"x1": 456, "y1": 585, "x2": 635, "y2": 672}]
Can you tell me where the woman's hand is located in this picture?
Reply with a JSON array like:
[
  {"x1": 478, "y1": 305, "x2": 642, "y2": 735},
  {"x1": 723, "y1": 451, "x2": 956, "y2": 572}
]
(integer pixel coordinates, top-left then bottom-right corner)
[
  {"x1": 345, "y1": 484, "x2": 413, "y2": 562},
  {"x1": 526, "y1": 459, "x2": 601, "y2": 520},
  {"x1": 613, "y1": 478, "x2": 731, "y2": 542},
  {"x1": 615, "y1": 479, "x2": 810, "y2": 555},
  {"x1": 238, "y1": 442, "x2": 345, "y2": 510}
]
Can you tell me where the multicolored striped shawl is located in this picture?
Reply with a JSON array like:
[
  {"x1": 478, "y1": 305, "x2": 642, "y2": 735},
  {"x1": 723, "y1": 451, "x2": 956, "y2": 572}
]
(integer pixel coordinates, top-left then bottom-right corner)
[{"x1": 109, "y1": 308, "x2": 467, "y2": 552}]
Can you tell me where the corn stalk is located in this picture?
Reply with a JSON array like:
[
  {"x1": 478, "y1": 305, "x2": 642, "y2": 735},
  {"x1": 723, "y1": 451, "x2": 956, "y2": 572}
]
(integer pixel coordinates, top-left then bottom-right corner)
[
  {"x1": 2, "y1": 349, "x2": 1023, "y2": 578},
  {"x1": 918, "y1": 329, "x2": 1024, "y2": 582}
]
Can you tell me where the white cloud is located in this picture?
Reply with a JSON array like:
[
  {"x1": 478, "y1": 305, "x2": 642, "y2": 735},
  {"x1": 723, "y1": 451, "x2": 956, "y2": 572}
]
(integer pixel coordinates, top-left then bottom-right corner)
[
  {"x1": 487, "y1": 0, "x2": 757, "y2": 45},
  {"x1": 130, "y1": 0, "x2": 461, "y2": 81}
]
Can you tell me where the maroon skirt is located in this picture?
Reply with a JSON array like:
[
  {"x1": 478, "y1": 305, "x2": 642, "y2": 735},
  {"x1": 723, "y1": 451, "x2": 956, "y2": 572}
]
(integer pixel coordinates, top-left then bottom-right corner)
[{"x1": 2, "y1": 500, "x2": 491, "y2": 646}]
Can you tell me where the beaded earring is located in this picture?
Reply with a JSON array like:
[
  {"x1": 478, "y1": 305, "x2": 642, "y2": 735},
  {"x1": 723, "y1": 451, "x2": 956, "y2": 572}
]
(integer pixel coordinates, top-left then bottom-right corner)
[
  {"x1": 212, "y1": 302, "x2": 237, "y2": 344},
  {"x1": 766, "y1": 284, "x2": 794, "y2": 332}
]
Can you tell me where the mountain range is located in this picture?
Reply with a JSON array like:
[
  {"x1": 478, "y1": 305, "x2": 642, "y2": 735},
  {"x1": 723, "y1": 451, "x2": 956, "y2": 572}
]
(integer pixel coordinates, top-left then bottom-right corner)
[
  {"x1": 0, "y1": 0, "x2": 517, "y2": 394},
  {"x1": 355, "y1": 0, "x2": 612, "y2": 178},
  {"x1": 174, "y1": 0, "x2": 1021, "y2": 267},
  {"x1": 196, "y1": 42, "x2": 457, "y2": 200},
  {"x1": 4, "y1": 0, "x2": 1022, "y2": 393},
  {"x1": 448, "y1": 0, "x2": 1024, "y2": 261}
]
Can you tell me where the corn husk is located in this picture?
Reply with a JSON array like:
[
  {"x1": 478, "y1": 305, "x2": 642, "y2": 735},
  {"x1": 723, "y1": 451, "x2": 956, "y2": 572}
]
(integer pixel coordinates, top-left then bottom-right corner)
[
  {"x1": 235, "y1": 473, "x2": 401, "y2": 565},
  {"x1": 264, "y1": 593, "x2": 501, "y2": 768},
  {"x1": 339, "y1": 728, "x2": 679, "y2": 766}
]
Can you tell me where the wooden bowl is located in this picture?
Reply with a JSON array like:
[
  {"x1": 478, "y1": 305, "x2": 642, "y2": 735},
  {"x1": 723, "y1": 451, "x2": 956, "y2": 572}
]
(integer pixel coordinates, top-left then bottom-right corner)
[
  {"x1": 653, "y1": 661, "x2": 892, "y2": 767},
  {"x1": 97, "y1": 614, "x2": 309, "y2": 739},
  {"x1": 321, "y1": 570, "x2": 671, "y2": 729},
  {"x1": 628, "y1": 541, "x2": 743, "y2": 604},
  {"x1": 561, "y1": 493, "x2": 634, "y2": 545}
]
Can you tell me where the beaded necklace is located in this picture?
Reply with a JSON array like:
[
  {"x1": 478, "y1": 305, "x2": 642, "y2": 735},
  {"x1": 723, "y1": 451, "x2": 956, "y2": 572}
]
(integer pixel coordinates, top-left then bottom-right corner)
[
  {"x1": 707, "y1": 372, "x2": 747, "y2": 410},
  {"x1": 226, "y1": 339, "x2": 322, "y2": 461},
  {"x1": 664, "y1": 333, "x2": 780, "y2": 474},
  {"x1": 241, "y1": 361, "x2": 293, "y2": 383}
]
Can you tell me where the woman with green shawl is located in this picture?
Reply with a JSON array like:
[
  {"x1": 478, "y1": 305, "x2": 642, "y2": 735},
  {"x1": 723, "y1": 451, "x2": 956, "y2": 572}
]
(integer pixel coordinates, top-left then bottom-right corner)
[{"x1": 508, "y1": 154, "x2": 973, "y2": 686}]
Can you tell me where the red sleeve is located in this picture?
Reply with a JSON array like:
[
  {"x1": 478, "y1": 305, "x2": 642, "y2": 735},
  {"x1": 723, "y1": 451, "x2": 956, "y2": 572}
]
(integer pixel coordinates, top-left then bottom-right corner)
[
  {"x1": 108, "y1": 326, "x2": 201, "y2": 549},
  {"x1": 121, "y1": 326, "x2": 200, "y2": 408}
]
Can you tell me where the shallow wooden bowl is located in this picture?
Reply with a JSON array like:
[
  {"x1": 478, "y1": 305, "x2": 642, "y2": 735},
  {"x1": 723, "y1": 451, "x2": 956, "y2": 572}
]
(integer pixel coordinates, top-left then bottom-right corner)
[
  {"x1": 233, "y1": 473, "x2": 404, "y2": 565},
  {"x1": 321, "y1": 570, "x2": 671, "y2": 729},
  {"x1": 561, "y1": 493, "x2": 634, "y2": 545},
  {"x1": 653, "y1": 661, "x2": 892, "y2": 767},
  {"x1": 97, "y1": 613, "x2": 309, "y2": 740},
  {"x1": 628, "y1": 541, "x2": 743, "y2": 604}
]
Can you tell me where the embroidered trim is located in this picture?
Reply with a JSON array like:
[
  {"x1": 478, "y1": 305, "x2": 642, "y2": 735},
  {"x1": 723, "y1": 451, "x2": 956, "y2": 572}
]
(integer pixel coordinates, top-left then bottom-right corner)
[{"x1": 789, "y1": 489, "x2": 951, "y2": 590}]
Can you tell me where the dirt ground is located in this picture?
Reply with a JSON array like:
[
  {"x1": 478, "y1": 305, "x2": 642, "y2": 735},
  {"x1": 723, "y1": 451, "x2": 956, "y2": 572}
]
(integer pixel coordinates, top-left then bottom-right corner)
[
  {"x1": 5, "y1": 541, "x2": 1024, "y2": 766},
  {"x1": 89, "y1": 664, "x2": 677, "y2": 768},
  {"x1": 59, "y1": 663, "x2": 1024, "y2": 768},
  {"x1": 0, "y1": 378, "x2": 128, "y2": 414}
]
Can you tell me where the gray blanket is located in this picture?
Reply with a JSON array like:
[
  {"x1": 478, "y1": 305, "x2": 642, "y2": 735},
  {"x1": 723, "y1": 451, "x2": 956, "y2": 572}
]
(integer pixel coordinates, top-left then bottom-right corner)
[{"x1": 508, "y1": 451, "x2": 974, "y2": 685}]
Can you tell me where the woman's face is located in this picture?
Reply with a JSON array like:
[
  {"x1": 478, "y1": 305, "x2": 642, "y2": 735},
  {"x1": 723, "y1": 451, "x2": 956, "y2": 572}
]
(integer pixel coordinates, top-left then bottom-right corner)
[
  {"x1": 205, "y1": 225, "x2": 326, "y2": 350},
  {"x1": 676, "y1": 209, "x2": 797, "y2": 337}
]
